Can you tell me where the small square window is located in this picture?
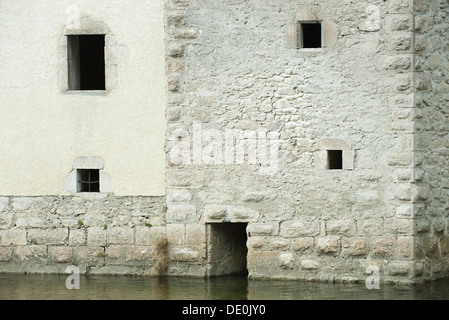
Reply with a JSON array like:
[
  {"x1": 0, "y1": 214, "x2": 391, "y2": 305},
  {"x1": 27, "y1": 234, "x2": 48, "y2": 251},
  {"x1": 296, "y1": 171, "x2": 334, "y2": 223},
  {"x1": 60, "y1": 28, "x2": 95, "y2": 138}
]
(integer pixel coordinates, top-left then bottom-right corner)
[
  {"x1": 67, "y1": 35, "x2": 105, "y2": 90},
  {"x1": 77, "y1": 169, "x2": 100, "y2": 193},
  {"x1": 327, "y1": 150, "x2": 343, "y2": 170},
  {"x1": 301, "y1": 23, "x2": 322, "y2": 48}
]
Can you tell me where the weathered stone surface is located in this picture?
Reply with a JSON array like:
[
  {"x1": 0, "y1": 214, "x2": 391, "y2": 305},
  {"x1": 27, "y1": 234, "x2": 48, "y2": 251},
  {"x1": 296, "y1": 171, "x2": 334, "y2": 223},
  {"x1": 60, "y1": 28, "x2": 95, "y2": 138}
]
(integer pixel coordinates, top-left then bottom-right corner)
[
  {"x1": 423, "y1": 236, "x2": 439, "y2": 258},
  {"x1": 326, "y1": 220, "x2": 356, "y2": 236},
  {"x1": 248, "y1": 222, "x2": 278, "y2": 236},
  {"x1": 15, "y1": 245, "x2": 47, "y2": 261},
  {"x1": 301, "y1": 259, "x2": 319, "y2": 270},
  {"x1": 384, "y1": 219, "x2": 414, "y2": 236},
  {"x1": 0, "y1": 229, "x2": 27, "y2": 246},
  {"x1": 28, "y1": 228, "x2": 68, "y2": 245},
  {"x1": 0, "y1": 197, "x2": 9, "y2": 212},
  {"x1": 357, "y1": 219, "x2": 383, "y2": 236},
  {"x1": 185, "y1": 224, "x2": 205, "y2": 245},
  {"x1": 278, "y1": 252, "x2": 295, "y2": 269},
  {"x1": 316, "y1": 237, "x2": 340, "y2": 255},
  {"x1": 387, "y1": 261, "x2": 411, "y2": 276},
  {"x1": 280, "y1": 220, "x2": 320, "y2": 238},
  {"x1": 342, "y1": 238, "x2": 367, "y2": 257},
  {"x1": 292, "y1": 238, "x2": 314, "y2": 252},
  {"x1": 48, "y1": 246, "x2": 73, "y2": 263},
  {"x1": 87, "y1": 227, "x2": 107, "y2": 246},
  {"x1": 0, "y1": 0, "x2": 448, "y2": 285},
  {"x1": 170, "y1": 248, "x2": 199, "y2": 262},
  {"x1": 370, "y1": 237, "x2": 396, "y2": 258},
  {"x1": 0, "y1": 247, "x2": 13, "y2": 261},
  {"x1": 107, "y1": 227, "x2": 134, "y2": 245},
  {"x1": 166, "y1": 223, "x2": 185, "y2": 245},
  {"x1": 69, "y1": 229, "x2": 86, "y2": 246}
]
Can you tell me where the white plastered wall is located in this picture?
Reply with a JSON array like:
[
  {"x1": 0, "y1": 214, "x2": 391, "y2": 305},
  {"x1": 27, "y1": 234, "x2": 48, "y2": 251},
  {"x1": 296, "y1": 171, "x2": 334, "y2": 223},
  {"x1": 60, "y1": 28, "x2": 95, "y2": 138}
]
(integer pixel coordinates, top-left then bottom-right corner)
[{"x1": 0, "y1": 0, "x2": 166, "y2": 196}]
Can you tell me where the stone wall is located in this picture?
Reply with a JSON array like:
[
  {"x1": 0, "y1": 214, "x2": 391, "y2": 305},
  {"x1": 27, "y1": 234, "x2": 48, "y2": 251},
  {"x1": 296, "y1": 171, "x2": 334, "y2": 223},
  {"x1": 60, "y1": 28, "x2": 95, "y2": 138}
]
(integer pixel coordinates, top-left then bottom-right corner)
[
  {"x1": 1, "y1": 0, "x2": 448, "y2": 284},
  {"x1": 0, "y1": 196, "x2": 166, "y2": 275},
  {"x1": 163, "y1": 0, "x2": 449, "y2": 283},
  {"x1": 415, "y1": 0, "x2": 449, "y2": 280}
]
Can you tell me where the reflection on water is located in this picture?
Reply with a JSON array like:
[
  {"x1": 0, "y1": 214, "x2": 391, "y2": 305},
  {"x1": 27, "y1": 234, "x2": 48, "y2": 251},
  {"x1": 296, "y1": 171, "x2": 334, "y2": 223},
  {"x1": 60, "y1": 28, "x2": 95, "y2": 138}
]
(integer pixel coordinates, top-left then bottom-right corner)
[{"x1": 0, "y1": 274, "x2": 449, "y2": 300}]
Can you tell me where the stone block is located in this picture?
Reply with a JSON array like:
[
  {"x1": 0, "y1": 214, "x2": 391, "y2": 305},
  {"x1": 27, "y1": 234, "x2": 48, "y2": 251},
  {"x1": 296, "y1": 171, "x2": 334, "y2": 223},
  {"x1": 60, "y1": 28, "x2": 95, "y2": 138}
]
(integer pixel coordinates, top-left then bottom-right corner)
[
  {"x1": 0, "y1": 197, "x2": 9, "y2": 212},
  {"x1": 278, "y1": 252, "x2": 295, "y2": 269},
  {"x1": 391, "y1": 35, "x2": 412, "y2": 51},
  {"x1": 423, "y1": 236, "x2": 439, "y2": 258},
  {"x1": 370, "y1": 237, "x2": 396, "y2": 258},
  {"x1": 248, "y1": 222, "x2": 279, "y2": 236},
  {"x1": 124, "y1": 246, "x2": 154, "y2": 262},
  {"x1": 72, "y1": 246, "x2": 104, "y2": 265},
  {"x1": 107, "y1": 227, "x2": 134, "y2": 245},
  {"x1": 316, "y1": 237, "x2": 340, "y2": 255},
  {"x1": 384, "y1": 219, "x2": 414, "y2": 235},
  {"x1": 87, "y1": 227, "x2": 106, "y2": 246},
  {"x1": 388, "y1": 0, "x2": 413, "y2": 14},
  {"x1": 167, "y1": 41, "x2": 185, "y2": 57},
  {"x1": 301, "y1": 259, "x2": 319, "y2": 270},
  {"x1": 440, "y1": 237, "x2": 449, "y2": 256},
  {"x1": 28, "y1": 228, "x2": 68, "y2": 245},
  {"x1": 12, "y1": 197, "x2": 35, "y2": 211},
  {"x1": 0, "y1": 229, "x2": 27, "y2": 246},
  {"x1": 280, "y1": 220, "x2": 320, "y2": 238},
  {"x1": 342, "y1": 238, "x2": 367, "y2": 257},
  {"x1": 69, "y1": 229, "x2": 86, "y2": 246},
  {"x1": 15, "y1": 245, "x2": 47, "y2": 261},
  {"x1": 167, "y1": 188, "x2": 192, "y2": 203},
  {"x1": 386, "y1": 14, "x2": 413, "y2": 31},
  {"x1": 228, "y1": 206, "x2": 260, "y2": 222},
  {"x1": 48, "y1": 246, "x2": 73, "y2": 263},
  {"x1": 204, "y1": 205, "x2": 227, "y2": 221},
  {"x1": 173, "y1": 28, "x2": 199, "y2": 39},
  {"x1": 185, "y1": 224, "x2": 205, "y2": 245},
  {"x1": 166, "y1": 224, "x2": 185, "y2": 245},
  {"x1": 433, "y1": 219, "x2": 446, "y2": 234},
  {"x1": 170, "y1": 247, "x2": 199, "y2": 262},
  {"x1": 0, "y1": 247, "x2": 13, "y2": 261},
  {"x1": 387, "y1": 261, "x2": 410, "y2": 276},
  {"x1": 292, "y1": 238, "x2": 314, "y2": 252},
  {"x1": 15, "y1": 215, "x2": 49, "y2": 229},
  {"x1": 415, "y1": 219, "x2": 430, "y2": 233},
  {"x1": 167, "y1": 205, "x2": 197, "y2": 223},
  {"x1": 270, "y1": 239, "x2": 289, "y2": 251},
  {"x1": 0, "y1": 212, "x2": 12, "y2": 229},
  {"x1": 357, "y1": 219, "x2": 383, "y2": 236},
  {"x1": 398, "y1": 236, "x2": 413, "y2": 259},
  {"x1": 135, "y1": 226, "x2": 151, "y2": 245},
  {"x1": 326, "y1": 220, "x2": 356, "y2": 236}
]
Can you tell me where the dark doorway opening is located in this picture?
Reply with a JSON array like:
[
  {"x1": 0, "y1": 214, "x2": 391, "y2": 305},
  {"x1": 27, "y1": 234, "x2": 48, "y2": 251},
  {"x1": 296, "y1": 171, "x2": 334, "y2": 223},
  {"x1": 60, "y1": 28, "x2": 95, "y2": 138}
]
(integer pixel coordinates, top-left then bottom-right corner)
[{"x1": 207, "y1": 223, "x2": 248, "y2": 277}]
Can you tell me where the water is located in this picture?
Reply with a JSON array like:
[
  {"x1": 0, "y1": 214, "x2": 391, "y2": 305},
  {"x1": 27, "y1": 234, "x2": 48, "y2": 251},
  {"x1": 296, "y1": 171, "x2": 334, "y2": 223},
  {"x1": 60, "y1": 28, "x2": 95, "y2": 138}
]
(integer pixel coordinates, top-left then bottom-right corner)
[{"x1": 1, "y1": 273, "x2": 449, "y2": 300}]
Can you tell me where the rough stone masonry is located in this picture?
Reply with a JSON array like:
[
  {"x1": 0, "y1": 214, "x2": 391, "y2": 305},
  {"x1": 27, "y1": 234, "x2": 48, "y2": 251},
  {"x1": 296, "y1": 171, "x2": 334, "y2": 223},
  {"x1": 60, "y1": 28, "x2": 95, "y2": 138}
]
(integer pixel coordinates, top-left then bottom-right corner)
[
  {"x1": 164, "y1": 0, "x2": 449, "y2": 284},
  {"x1": 0, "y1": 0, "x2": 449, "y2": 285}
]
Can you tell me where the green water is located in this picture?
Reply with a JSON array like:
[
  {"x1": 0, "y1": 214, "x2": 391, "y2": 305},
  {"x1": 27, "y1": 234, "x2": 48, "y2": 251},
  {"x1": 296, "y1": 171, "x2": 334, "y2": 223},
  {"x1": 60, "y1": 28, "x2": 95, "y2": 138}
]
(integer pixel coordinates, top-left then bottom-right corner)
[{"x1": 0, "y1": 274, "x2": 448, "y2": 300}]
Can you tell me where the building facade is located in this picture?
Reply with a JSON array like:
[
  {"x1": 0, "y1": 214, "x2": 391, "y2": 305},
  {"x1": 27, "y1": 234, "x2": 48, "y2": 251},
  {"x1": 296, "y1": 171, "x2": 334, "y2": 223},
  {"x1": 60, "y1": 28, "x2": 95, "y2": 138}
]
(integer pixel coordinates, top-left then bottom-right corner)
[{"x1": 0, "y1": 0, "x2": 448, "y2": 284}]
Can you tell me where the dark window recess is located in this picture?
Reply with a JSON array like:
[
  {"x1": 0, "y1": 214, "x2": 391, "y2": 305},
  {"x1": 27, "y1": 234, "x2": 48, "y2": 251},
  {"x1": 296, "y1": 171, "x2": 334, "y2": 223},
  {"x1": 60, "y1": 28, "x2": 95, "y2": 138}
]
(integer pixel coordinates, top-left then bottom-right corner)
[
  {"x1": 301, "y1": 23, "x2": 322, "y2": 48},
  {"x1": 327, "y1": 150, "x2": 343, "y2": 170},
  {"x1": 77, "y1": 169, "x2": 100, "y2": 193},
  {"x1": 67, "y1": 35, "x2": 105, "y2": 90}
]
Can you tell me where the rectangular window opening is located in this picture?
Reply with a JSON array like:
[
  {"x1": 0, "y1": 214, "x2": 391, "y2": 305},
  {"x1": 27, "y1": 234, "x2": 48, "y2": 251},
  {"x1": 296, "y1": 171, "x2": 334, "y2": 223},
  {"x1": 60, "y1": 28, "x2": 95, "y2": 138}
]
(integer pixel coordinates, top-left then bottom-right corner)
[
  {"x1": 301, "y1": 23, "x2": 322, "y2": 48},
  {"x1": 327, "y1": 150, "x2": 343, "y2": 170},
  {"x1": 77, "y1": 169, "x2": 100, "y2": 193},
  {"x1": 67, "y1": 35, "x2": 105, "y2": 91}
]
